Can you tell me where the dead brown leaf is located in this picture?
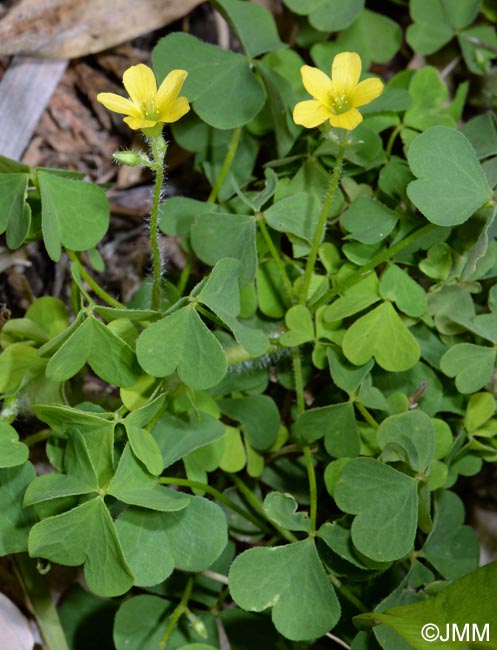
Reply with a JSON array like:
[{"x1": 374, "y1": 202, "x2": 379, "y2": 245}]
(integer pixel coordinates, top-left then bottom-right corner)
[{"x1": 0, "y1": 0, "x2": 203, "y2": 58}]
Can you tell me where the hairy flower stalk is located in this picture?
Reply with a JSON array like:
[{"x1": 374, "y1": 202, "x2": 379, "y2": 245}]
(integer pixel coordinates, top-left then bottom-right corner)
[
  {"x1": 97, "y1": 63, "x2": 190, "y2": 309},
  {"x1": 294, "y1": 52, "x2": 383, "y2": 303}
]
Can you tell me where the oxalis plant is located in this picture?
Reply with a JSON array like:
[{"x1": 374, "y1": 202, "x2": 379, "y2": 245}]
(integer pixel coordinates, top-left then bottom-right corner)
[{"x1": 1, "y1": 0, "x2": 497, "y2": 649}]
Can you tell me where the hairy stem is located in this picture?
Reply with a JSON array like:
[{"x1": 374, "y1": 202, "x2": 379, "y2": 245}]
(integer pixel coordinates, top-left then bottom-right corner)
[
  {"x1": 299, "y1": 132, "x2": 348, "y2": 304},
  {"x1": 150, "y1": 136, "x2": 167, "y2": 310},
  {"x1": 293, "y1": 348, "x2": 317, "y2": 532}
]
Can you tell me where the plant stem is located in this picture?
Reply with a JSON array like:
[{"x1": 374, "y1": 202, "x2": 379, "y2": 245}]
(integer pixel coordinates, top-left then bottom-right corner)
[
  {"x1": 328, "y1": 573, "x2": 368, "y2": 613},
  {"x1": 355, "y1": 402, "x2": 379, "y2": 430},
  {"x1": 292, "y1": 349, "x2": 318, "y2": 532},
  {"x1": 312, "y1": 223, "x2": 437, "y2": 310},
  {"x1": 159, "y1": 477, "x2": 264, "y2": 529},
  {"x1": 158, "y1": 576, "x2": 194, "y2": 650},
  {"x1": 385, "y1": 123, "x2": 403, "y2": 158},
  {"x1": 292, "y1": 348, "x2": 306, "y2": 416},
  {"x1": 299, "y1": 132, "x2": 348, "y2": 304},
  {"x1": 67, "y1": 251, "x2": 124, "y2": 308},
  {"x1": 177, "y1": 254, "x2": 192, "y2": 296},
  {"x1": 14, "y1": 554, "x2": 70, "y2": 650},
  {"x1": 200, "y1": 570, "x2": 229, "y2": 585},
  {"x1": 207, "y1": 127, "x2": 242, "y2": 204},
  {"x1": 258, "y1": 215, "x2": 294, "y2": 304},
  {"x1": 229, "y1": 473, "x2": 299, "y2": 543},
  {"x1": 303, "y1": 445, "x2": 317, "y2": 532},
  {"x1": 150, "y1": 136, "x2": 167, "y2": 310},
  {"x1": 23, "y1": 429, "x2": 51, "y2": 447}
]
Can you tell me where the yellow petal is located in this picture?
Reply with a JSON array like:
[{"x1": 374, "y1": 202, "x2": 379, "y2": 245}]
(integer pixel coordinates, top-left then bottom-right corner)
[
  {"x1": 156, "y1": 69, "x2": 188, "y2": 115},
  {"x1": 351, "y1": 77, "x2": 384, "y2": 107},
  {"x1": 328, "y1": 108, "x2": 363, "y2": 130},
  {"x1": 122, "y1": 64, "x2": 157, "y2": 107},
  {"x1": 331, "y1": 52, "x2": 361, "y2": 94},
  {"x1": 158, "y1": 97, "x2": 190, "y2": 123},
  {"x1": 300, "y1": 65, "x2": 333, "y2": 103},
  {"x1": 293, "y1": 100, "x2": 330, "y2": 128},
  {"x1": 96, "y1": 92, "x2": 141, "y2": 118},
  {"x1": 123, "y1": 116, "x2": 159, "y2": 130}
]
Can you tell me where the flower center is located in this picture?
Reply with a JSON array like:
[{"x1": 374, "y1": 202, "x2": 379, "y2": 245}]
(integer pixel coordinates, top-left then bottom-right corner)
[
  {"x1": 329, "y1": 93, "x2": 351, "y2": 115},
  {"x1": 142, "y1": 97, "x2": 158, "y2": 120}
]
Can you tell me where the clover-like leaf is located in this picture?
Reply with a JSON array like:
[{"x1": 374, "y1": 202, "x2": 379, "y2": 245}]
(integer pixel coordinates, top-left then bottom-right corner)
[
  {"x1": 379, "y1": 264, "x2": 427, "y2": 318},
  {"x1": 108, "y1": 445, "x2": 190, "y2": 512},
  {"x1": 284, "y1": 0, "x2": 364, "y2": 33},
  {"x1": 263, "y1": 492, "x2": 310, "y2": 532},
  {"x1": 153, "y1": 410, "x2": 225, "y2": 469},
  {"x1": 29, "y1": 498, "x2": 134, "y2": 597},
  {"x1": 212, "y1": 0, "x2": 284, "y2": 58},
  {"x1": 0, "y1": 422, "x2": 29, "y2": 468},
  {"x1": 198, "y1": 259, "x2": 268, "y2": 356},
  {"x1": 116, "y1": 497, "x2": 228, "y2": 586},
  {"x1": 0, "y1": 173, "x2": 30, "y2": 248},
  {"x1": 334, "y1": 458, "x2": 418, "y2": 562},
  {"x1": 229, "y1": 538, "x2": 340, "y2": 641},
  {"x1": 342, "y1": 302, "x2": 420, "y2": 372},
  {"x1": 218, "y1": 396, "x2": 280, "y2": 450},
  {"x1": 46, "y1": 315, "x2": 141, "y2": 387},
  {"x1": 407, "y1": 126, "x2": 492, "y2": 226},
  {"x1": 153, "y1": 33, "x2": 265, "y2": 129},
  {"x1": 406, "y1": 0, "x2": 480, "y2": 55},
  {"x1": 280, "y1": 305, "x2": 314, "y2": 347},
  {"x1": 136, "y1": 306, "x2": 227, "y2": 390},
  {"x1": 0, "y1": 462, "x2": 36, "y2": 555},
  {"x1": 377, "y1": 410, "x2": 435, "y2": 473},
  {"x1": 420, "y1": 491, "x2": 479, "y2": 580},
  {"x1": 38, "y1": 170, "x2": 109, "y2": 262},
  {"x1": 440, "y1": 343, "x2": 496, "y2": 394},
  {"x1": 191, "y1": 213, "x2": 257, "y2": 286},
  {"x1": 342, "y1": 197, "x2": 397, "y2": 245},
  {"x1": 292, "y1": 402, "x2": 360, "y2": 458}
]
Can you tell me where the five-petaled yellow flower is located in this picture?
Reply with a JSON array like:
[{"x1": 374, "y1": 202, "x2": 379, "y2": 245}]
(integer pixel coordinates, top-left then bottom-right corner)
[
  {"x1": 97, "y1": 63, "x2": 190, "y2": 131},
  {"x1": 293, "y1": 52, "x2": 383, "y2": 131}
]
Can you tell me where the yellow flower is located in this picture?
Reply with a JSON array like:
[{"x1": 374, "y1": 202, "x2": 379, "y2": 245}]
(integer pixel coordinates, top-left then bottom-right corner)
[
  {"x1": 293, "y1": 52, "x2": 383, "y2": 131},
  {"x1": 97, "y1": 63, "x2": 190, "y2": 131}
]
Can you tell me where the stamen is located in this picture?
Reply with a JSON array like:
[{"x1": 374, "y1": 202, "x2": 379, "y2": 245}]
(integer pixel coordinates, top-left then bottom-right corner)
[{"x1": 330, "y1": 93, "x2": 351, "y2": 115}]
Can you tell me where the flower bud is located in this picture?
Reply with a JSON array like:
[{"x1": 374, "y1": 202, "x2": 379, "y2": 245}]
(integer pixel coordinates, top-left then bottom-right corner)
[{"x1": 113, "y1": 150, "x2": 151, "y2": 167}]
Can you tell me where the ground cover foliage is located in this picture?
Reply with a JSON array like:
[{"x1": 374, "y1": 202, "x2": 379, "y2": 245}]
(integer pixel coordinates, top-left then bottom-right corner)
[{"x1": 1, "y1": 0, "x2": 497, "y2": 648}]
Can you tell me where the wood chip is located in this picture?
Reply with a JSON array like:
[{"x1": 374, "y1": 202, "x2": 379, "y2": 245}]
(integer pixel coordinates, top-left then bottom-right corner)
[
  {"x1": 0, "y1": 56, "x2": 67, "y2": 159},
  {"x1": 0, "y1": 0, "x2": 203, "y2": 58}
]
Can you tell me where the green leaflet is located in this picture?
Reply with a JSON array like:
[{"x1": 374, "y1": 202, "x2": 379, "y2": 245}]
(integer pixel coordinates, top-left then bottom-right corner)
[
  {"x1": 38, "y1": 170, "x2": 109, "y2": 261},
  {"x1": 0, "y1": 422, "x2": 29, "y2": 468},
  {"x1": 334, "y1": 458, "x2": 418, "y2": 562},
  {"x1": 407, "y1": 126, "x2": 492, "y2": 226},
  {"x1": 46, "y1": 315, "x2": 141, "y2": 387},
  {"x1": 342, "y1": 301, "x2": 420, "y2": 372},
  {"x1": 152, "y1": 33, "x2": 266, "y2": 129},
  {"x1": 136, "y1": 306, "x2": 227, "y2": 390},
  {"x1": 115, "y1": 497, "x2": 227, "y2": 586},
  {"x1": 229, "y1": 538, "x2": 340, "y2": 641}
]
